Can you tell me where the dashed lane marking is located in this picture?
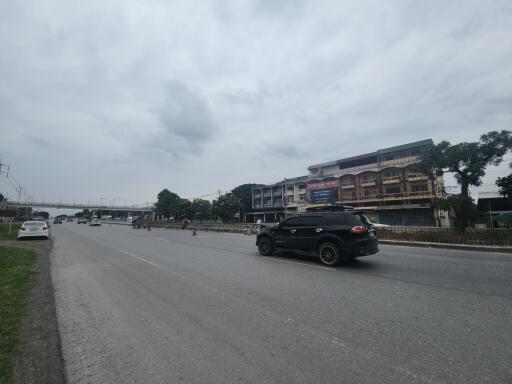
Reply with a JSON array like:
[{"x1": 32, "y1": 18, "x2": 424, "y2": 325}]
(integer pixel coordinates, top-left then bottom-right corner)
[{"x1": 261, "y1": 257, "x2": 336, "y2": 271}]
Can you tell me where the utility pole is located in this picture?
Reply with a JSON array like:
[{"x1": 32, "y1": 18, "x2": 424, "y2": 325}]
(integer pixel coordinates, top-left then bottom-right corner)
[{"x1": 16, "y1": 186, "x2": 26, "y2": 200}]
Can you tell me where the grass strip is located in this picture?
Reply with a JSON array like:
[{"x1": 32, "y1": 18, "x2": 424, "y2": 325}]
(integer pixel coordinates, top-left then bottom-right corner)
[
  {"x1": 0, "y1": 224, "x2": 20, "y2": 241},
  {"x1": 0, "y1": 246, "x2": 36, "y2": 384}
]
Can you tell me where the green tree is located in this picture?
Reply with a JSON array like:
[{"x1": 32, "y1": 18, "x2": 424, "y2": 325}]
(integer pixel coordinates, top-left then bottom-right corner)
[
  {"x1": 82, "y1": 209, "x2": 91, "y2": 219},
  {"x1": 433, "y1": 196, "x2": 478, "y2": 230},
  {"x1": 0, "y1": 192, "x2": 4, "y2": 201},
  {"x1": 212, "y1": 193, "x2": 240, "y2": 223},
  {"x1": 231, "y1": 183, "x2": 262, "y2": 221},
  {"x1": 496, "y1": 167, "x2": 512, "y2": 197},
  {"x1": 420, "y1": 130, "x2": 512, "y2": 229},
  {"x1": 155, "y1": 189, "x2": 181, "y2": 218},
  {"x1": 172, "y1": 199, "x2": 192, "y2": 219},
  {"x1": 191, "y1": 199, "x2": 212, "y2": 222}
]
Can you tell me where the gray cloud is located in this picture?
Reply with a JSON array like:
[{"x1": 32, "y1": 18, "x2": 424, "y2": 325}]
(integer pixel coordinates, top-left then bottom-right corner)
[
  {"x1": 156, "y1": 81, "x2": 217, "y2": 155},
  {"x1": 0, "y1": 0, "x2": 511, "y2": 204}
]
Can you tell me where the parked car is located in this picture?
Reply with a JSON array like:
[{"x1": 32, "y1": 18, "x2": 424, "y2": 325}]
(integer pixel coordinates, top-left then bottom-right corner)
[
  {"x1": 53, "y1": 218, "x2": 63, "y2": 224},
  {"x1": 17, "y1": 221, "x2": 49, "y2": 240},
  {"x1": 256, "y1": 211, "x2": 378, "y2": 266},
  {"x1": 89, "y1": 219, "x2": 101, "y2": 226},
  {"x1": 77, "y1": 218, "x2": 87, "y2": 224}
]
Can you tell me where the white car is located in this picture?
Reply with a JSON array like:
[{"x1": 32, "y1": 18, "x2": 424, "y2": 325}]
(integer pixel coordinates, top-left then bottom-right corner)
[
  {"x1": 89, "y1": 219, "x2": 102, "y2": 226},
  {"x1": 17, "y1": 221, "x2": 50, "y2": 240}
]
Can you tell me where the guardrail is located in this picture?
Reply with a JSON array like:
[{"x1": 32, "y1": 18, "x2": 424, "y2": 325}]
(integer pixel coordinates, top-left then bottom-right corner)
[{"x1": 376, "y1": 226, "x2": 512, "y2": 246}]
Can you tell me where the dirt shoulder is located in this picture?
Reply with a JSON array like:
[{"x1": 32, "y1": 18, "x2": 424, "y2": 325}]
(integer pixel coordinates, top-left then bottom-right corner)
[{"x1": 2, "y1": 239, "x2": 66, "y2": 384}]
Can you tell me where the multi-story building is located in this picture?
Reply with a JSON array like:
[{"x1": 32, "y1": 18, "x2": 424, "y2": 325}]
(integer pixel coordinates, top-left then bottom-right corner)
[
  {"x1": 251, "y1": 139, "x2": 447, "y2": 225},
  {"x1": 306, "y1": 139, "x2": 445, "y2": 225}
]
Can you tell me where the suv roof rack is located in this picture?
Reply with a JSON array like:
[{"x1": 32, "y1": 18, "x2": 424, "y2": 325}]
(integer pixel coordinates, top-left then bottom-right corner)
[{"x1": 304, "y1": 204, "x2": 353, "y2": 212}]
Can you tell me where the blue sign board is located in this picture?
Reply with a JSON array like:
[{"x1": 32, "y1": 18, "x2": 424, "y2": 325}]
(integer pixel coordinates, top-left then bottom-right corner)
[{"x1": 310, "y1": 189, "x2": 337, "y2": 204}]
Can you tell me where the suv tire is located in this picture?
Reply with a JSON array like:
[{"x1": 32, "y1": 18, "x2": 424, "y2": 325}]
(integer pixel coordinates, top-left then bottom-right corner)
[
  {"x1": 317, "y1": 242, "x2": 342, "y2": 266},
  {"x1": 257, "y1": 237, "x2": 274, "y2": 256}
]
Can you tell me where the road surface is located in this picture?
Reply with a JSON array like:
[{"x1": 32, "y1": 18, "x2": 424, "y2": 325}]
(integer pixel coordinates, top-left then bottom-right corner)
[{"x1": 50, "y1": 223, "x2": 512, "y2": 384}]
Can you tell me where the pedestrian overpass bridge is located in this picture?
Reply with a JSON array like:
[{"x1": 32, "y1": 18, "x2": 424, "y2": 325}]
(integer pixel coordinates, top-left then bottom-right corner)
[{"x1": 6, "y1": 200, "x2": 154, "y2": 212}]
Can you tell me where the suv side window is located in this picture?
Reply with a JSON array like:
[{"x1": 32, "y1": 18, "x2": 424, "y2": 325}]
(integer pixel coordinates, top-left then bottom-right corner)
[
  {"x1": 300, "y1": 216, "x2": 322, "y2": 226},
  {"x1": 321, "y1": 214, "x2": 347, "y2": 226},
  {"x1": 282, "y1": 217, "x2": 303, "y2": 227}
]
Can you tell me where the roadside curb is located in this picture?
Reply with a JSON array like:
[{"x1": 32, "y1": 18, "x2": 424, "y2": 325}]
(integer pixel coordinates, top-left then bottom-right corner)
[{"x1": 379, "y1": 239, "x2": 512, "y2": 254}]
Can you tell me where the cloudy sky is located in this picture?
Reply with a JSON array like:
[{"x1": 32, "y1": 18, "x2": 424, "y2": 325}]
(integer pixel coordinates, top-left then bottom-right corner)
[{"x1": 1, "y1": 0, "x2": 511, "y2": 208}]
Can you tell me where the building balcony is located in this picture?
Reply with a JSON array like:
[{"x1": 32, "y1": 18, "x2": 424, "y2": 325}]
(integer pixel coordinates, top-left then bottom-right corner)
[
  {"x1": 286, "y1": 190, "x2": 294, "y2": 195},
  {"x1": 340, "y1": 183, "x2": 355, "y2": 189},
  {"x1": 263, "y1": 192, "x2": 271, "y2": 197},
  {"x1": 253, "y1": 204, "x2": 262, "y2": 209},
  {"x1": 382, "y1": 177, "x2": 401, "y2": 184},
  {"x1": 360, "y1": 180, "x2": 376, "y2": 187},
  {"x1": 254, "y1": 194, "x2": 261, "y2": 199},
  {"x1": 407, "y1": 175, "x2": 428, "y2": 182},
  {"x1": 263, "y1": 203, "x2": 273, "y2": 208},
  {"x1": 297, "y1": 189, "x2": 306, "y2": 194}
]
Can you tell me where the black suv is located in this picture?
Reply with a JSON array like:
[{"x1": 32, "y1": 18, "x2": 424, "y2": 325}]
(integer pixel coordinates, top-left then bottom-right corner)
[{"x1": 256, "y1": 211, "x2": 378, "y2": 266}]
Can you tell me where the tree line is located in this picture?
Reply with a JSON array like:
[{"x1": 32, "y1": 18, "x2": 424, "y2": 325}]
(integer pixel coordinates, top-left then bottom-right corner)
[{"x1": 154, "y1": 184, "x2": 259, "y2": 223}]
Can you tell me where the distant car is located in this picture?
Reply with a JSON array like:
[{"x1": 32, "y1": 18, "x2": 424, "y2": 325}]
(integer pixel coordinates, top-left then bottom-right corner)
[
  {"x1": 77, "y1": 218, "x2": 87, "y2": 224},
  {"x1": 17, "y1": 221, "x2": 49, "y2": 240},
  {"x1": 89, "y1": 219, "x2": 101, "y2": 226},
  {"x1": 66, "y1": 217, "x2": 74, "y2": 222},
  {"x1": 53, "y1": 218, "x2": 63, "y2": 224}
]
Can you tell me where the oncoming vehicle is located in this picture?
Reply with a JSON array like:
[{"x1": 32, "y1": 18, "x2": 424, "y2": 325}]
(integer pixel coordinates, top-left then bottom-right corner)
[
  {"x1": 77, "y1": 218, "x2": 87, "y2": 224},
  {"x1": 53, "y1": 218, "x2": 63, "y2": 224},
  {"x1": 89, "y1": 219, "x2": 101, "y2": 226},
  {"x1": 17, "y1": 221, "x2": 50, "y2": 240},
  {"x1": 256, "y1": 211, "x2": 378, "y2": 266}
]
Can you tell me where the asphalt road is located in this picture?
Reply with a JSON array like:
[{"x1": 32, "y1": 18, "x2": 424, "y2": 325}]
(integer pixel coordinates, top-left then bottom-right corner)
[{"x1": 50, "y1": 223, "x2": 512, "y2": 384}]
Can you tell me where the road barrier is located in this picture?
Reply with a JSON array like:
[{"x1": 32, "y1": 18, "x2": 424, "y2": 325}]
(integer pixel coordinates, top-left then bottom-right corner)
[{"x1": 105, "y1": 221, "x2": 512, "y2": 247}]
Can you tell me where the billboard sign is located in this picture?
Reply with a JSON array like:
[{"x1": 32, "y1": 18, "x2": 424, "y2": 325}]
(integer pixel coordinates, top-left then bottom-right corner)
[{"x1": 310, "y1": 189, "x2": 337, "y2": 204}]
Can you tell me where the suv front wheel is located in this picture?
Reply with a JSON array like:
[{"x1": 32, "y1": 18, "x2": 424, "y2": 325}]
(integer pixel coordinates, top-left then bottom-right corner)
[
  {"x1": 317, "y1": 242, "x2": 342, "y2": 266},
  {"x1": 257, "y1": 237, "x2": 274, "y2": 256}
]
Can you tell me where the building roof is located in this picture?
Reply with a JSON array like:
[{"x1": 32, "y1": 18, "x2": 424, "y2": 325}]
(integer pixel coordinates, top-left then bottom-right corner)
[
  {"x1": 307, "y1": 152, "x2": 377, "y2": 170},
  {"x1": 307, "y1": 139, "x2": 434, "y2": 170},
  {"x1": 377, "y1": 139, "x2": 433, "y2": 156}
]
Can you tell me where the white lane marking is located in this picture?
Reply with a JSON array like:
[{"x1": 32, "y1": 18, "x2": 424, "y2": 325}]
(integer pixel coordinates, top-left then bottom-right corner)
[
  {"x1": 119, "y1": 249, "x2": 162, "y2": 268},
  {"x1": 119, "y1": 249, "x2": 138, "y2": 258},
  {"x1": 139, "y1": 257, "x2": 161, "y2": 267},
  {"x1": 261, "y1": 257, "x2": 336, "y2": 271},
  {"x1": 154, "y1": 237, "x2": 170, "y2": 242}
]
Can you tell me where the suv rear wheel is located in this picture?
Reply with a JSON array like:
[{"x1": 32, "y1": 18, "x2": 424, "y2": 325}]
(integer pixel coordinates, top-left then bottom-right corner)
[
  {"x1": 318, "y1": 242, "x2": 342, "y2": 266},
  {"x1": 257, "y1": 237, "x2": 274, "y2": 256}
]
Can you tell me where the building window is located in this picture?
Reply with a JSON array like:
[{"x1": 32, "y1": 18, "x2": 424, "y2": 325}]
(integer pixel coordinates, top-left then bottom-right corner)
[
  {"x1": 384, "y1": 169, "x2": 400, "y2": 178},
  {"x1": 385, "y1": 187, "x2": 401, "y2": 194},
  {"x1": 411, "y1": 184, "x2": 428, "y2": 193}
]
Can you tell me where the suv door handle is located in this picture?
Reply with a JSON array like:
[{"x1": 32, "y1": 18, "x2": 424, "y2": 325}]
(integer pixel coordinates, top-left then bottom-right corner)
[
  {"x1": 290, "y1": 229, "x2": 296, "y2": 234},
  {"x1": 315, "y1": 228, "x2": 323, "y2": 232}
]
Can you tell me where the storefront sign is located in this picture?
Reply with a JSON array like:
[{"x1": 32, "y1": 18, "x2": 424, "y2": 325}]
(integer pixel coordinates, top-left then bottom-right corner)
[{"x1": 306, "y1": 180, "x2": 338, "y2": 190}]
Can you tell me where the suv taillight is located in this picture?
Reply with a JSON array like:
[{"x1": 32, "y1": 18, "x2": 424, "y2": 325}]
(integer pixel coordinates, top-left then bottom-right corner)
[
  {"x1": 351, "y1": 225, "x2": 367, "y2": 233},
  {"x1": 43, "y1": 226, "x2": 48, "y2": 231},
  {"x1": 20, "y1": 227, "x2": 26, "y2": 231}
]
